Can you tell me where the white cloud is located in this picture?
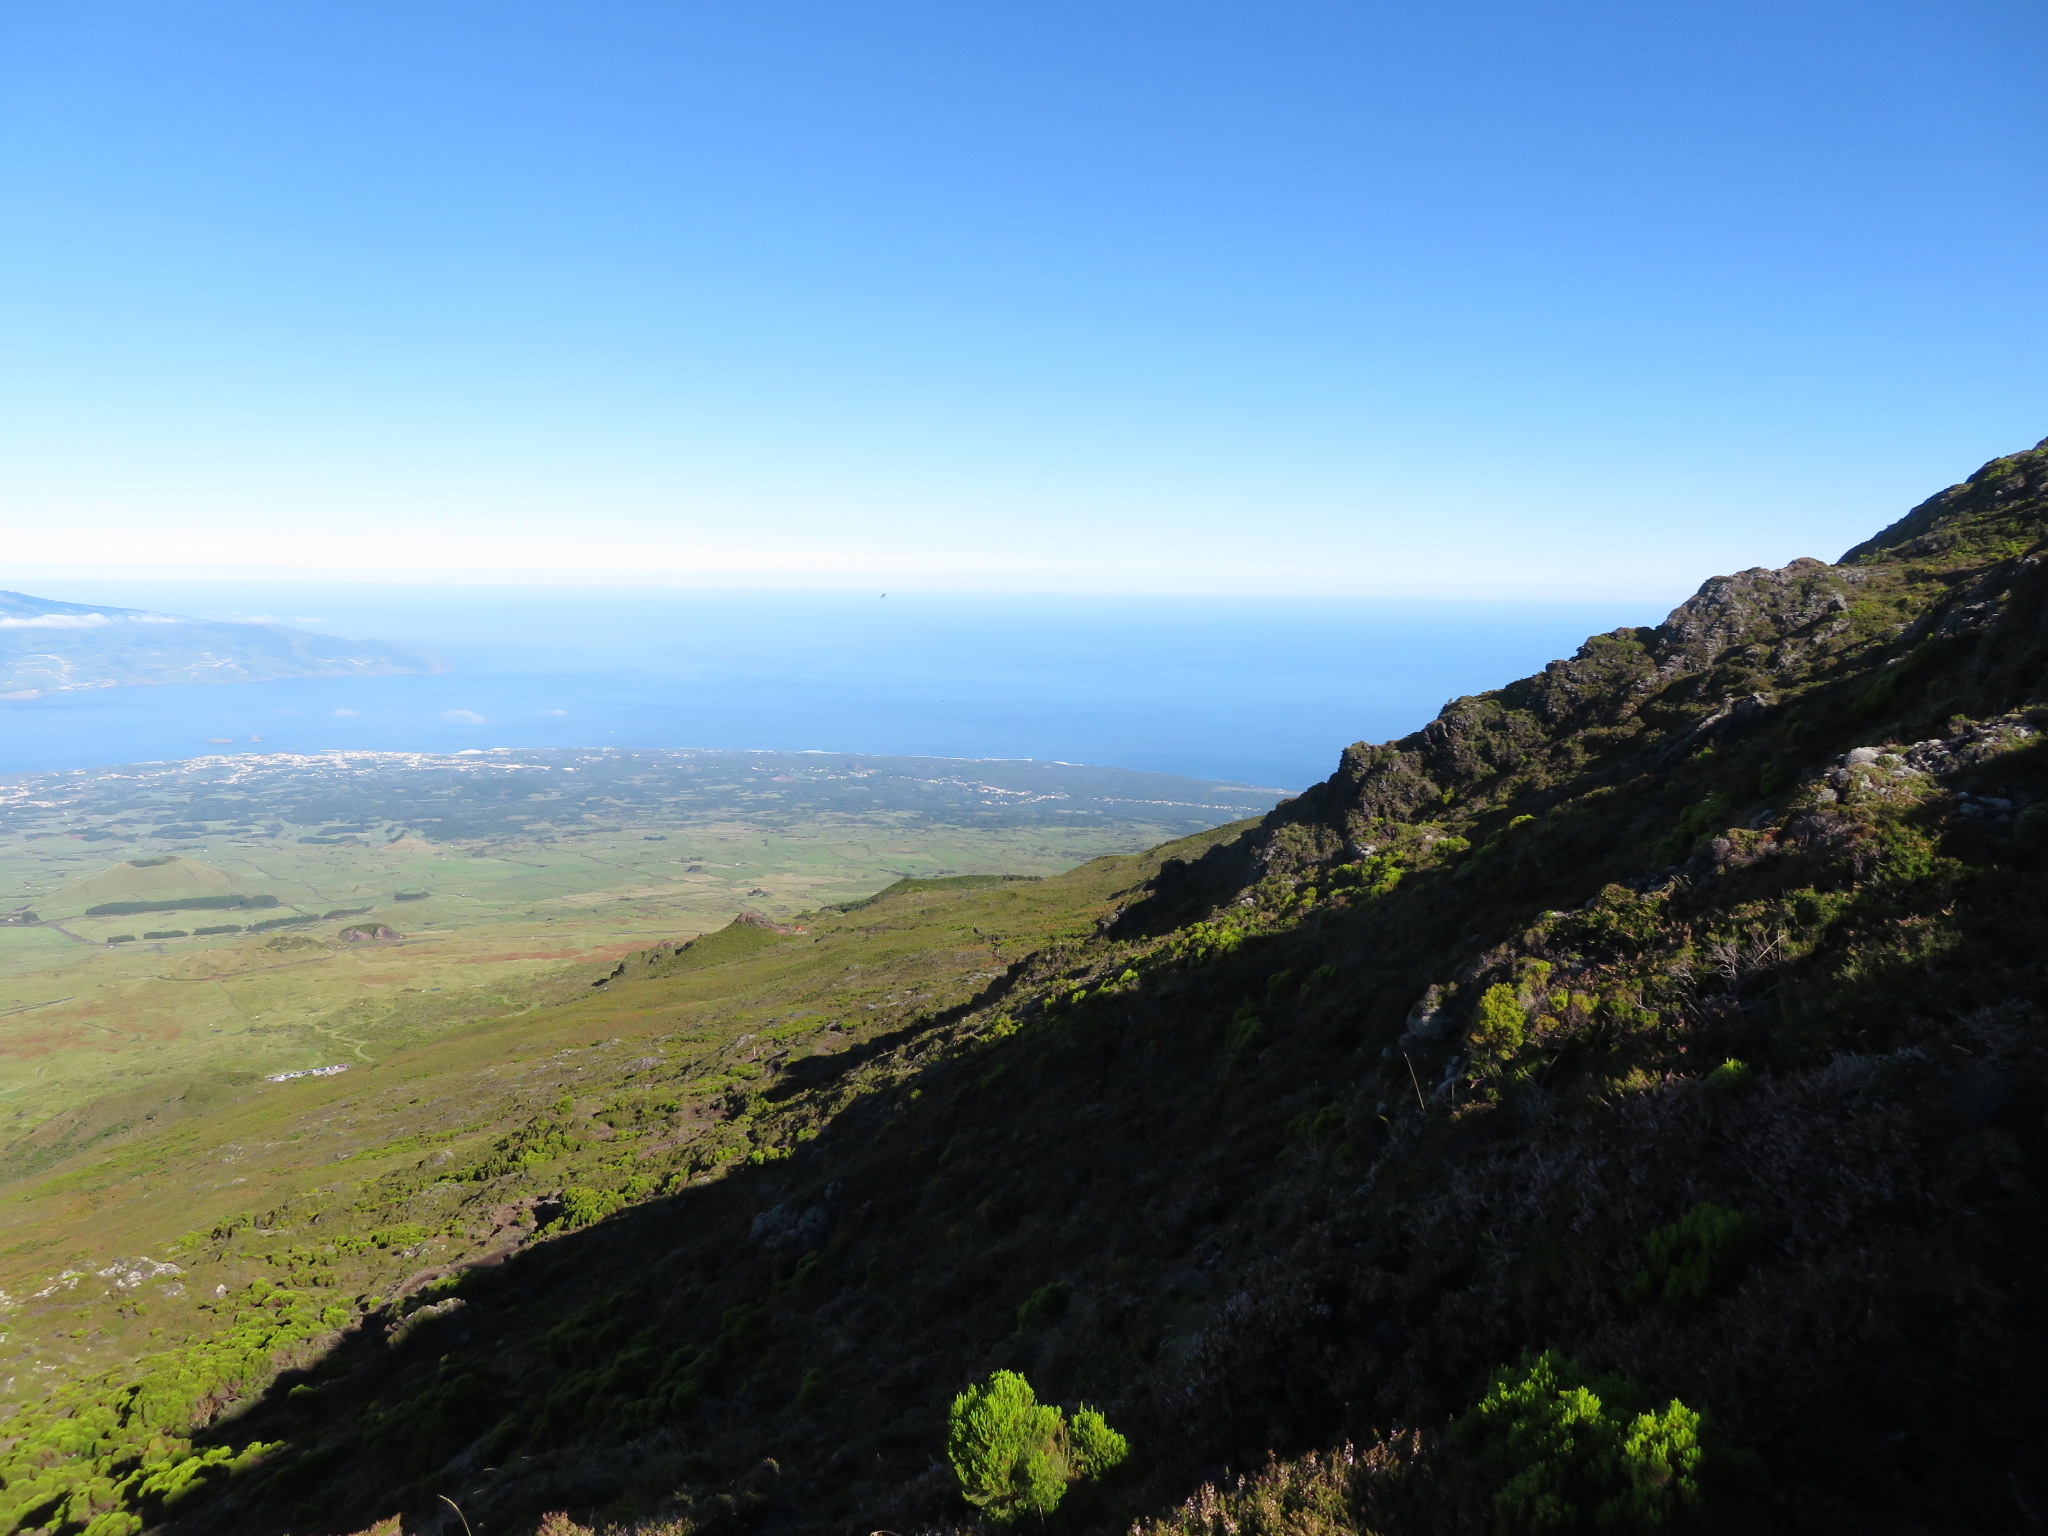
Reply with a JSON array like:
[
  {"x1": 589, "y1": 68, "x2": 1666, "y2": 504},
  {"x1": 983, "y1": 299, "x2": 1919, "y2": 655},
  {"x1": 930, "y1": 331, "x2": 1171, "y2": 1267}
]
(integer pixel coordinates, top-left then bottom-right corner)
[
  {"x1": 332, "y1": 707, "x2": 359, "y2": 717},
  {"x1": 442, "y1": 708, "x2": 487, "y2": 725},
  {"x1": 0, "y1": 613, "x2": 111, "y2": 629},
  {"x1": 540, "y1": 708, "x2": 567, "y2": 716},
  {"x1": 0, "y1": 612, "x2": 185, "y2": 629}
]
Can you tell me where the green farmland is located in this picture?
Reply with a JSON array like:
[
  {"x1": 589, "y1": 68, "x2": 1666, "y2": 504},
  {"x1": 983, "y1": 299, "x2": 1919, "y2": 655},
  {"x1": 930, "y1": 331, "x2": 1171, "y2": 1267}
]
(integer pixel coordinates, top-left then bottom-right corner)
[{"x1": 0, "y1": 748, "x2": 1276, "y2": 1170}]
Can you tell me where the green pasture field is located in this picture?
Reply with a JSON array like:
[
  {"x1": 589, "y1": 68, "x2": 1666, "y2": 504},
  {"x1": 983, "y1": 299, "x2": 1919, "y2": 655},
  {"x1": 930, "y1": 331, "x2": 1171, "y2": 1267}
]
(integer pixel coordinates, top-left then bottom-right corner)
[{"x1": 0, "y1": 749, "x2": 1276, "y2": 1162}]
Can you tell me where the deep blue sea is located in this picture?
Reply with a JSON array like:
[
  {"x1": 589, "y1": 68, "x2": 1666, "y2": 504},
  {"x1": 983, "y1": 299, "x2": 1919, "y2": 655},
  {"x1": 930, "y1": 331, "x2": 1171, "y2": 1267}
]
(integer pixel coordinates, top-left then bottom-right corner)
[{"x1": 0, "y1": 584, "x2": 1672, "y2": 790}]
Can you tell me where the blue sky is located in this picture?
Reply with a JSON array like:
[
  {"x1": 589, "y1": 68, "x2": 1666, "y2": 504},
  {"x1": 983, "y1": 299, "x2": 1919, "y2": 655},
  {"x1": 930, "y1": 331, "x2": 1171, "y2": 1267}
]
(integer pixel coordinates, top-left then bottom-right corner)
[{"x1": 1, "y1": 0, "x2": 2042, "y2": 597}]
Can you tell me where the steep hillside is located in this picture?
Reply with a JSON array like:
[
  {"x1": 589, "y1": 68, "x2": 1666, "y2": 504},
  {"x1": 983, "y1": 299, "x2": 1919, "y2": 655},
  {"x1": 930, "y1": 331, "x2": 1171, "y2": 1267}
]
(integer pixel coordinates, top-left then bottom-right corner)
[{"x1": 3, "y1": 439, "x2": 2045, "y2": 1536}]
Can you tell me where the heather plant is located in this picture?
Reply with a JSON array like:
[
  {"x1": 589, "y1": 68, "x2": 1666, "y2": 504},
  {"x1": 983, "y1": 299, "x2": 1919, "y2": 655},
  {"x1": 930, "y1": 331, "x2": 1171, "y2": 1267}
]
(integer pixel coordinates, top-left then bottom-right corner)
[{"x1": 1133, "y1": 1436, "x2": 1420, "y2": 1536}]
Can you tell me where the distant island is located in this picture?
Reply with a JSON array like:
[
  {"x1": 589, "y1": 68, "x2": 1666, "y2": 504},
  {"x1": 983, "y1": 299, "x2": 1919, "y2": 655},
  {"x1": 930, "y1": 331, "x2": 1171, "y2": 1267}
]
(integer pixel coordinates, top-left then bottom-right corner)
[{"x1": 0, "y1": 588, "x2": 443, "y2": 695}]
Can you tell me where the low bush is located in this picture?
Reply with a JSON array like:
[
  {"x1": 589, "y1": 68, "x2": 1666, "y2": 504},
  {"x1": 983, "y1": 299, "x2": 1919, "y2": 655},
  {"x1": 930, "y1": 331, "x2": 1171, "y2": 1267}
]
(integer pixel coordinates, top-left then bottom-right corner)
[
  {"x1": 1629, "y1": 1202, "x2": 1760, "y2": 1306},
  {"x1": 1015, "y1": 1280, "x2": 1072, "y2": 1332},
  {"x1": 946, "y1": 1369, "x2": 1128, "y2": 1521},
  {"x1": 1466, "y1": 1352, "x2": 1701, "y2": 1534},
  {"x1": 1470, "y1": 984, "x2": 1527, "y2": 1072}
]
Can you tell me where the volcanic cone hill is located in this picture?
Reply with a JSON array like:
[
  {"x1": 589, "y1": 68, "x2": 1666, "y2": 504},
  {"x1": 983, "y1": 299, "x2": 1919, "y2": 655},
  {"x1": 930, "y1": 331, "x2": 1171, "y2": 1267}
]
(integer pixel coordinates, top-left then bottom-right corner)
[
  {"x1": 3, "y1": 439, "x2": 2046, "y2": 1536},
  {"x1": 43, "y1": 856, "x2": 240, "y2": 914}
]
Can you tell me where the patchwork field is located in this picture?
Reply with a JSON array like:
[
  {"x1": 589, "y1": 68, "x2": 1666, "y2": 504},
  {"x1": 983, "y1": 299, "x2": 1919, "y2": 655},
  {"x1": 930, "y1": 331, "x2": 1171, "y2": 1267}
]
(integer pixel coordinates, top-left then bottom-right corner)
[{"x1": 0, "y1": 748, "x2": 1276, "y2": 1162}]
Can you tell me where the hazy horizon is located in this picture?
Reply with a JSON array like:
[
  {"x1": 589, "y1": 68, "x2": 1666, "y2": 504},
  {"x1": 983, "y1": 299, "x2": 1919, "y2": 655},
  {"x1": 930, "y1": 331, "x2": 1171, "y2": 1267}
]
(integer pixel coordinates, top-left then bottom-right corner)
[
  {"x1": 0, "y1": 581, "x2": 1657, "y2": 789},
  {"x1": 3, "y1": 0, "x2": 2042, "y2": 600}
]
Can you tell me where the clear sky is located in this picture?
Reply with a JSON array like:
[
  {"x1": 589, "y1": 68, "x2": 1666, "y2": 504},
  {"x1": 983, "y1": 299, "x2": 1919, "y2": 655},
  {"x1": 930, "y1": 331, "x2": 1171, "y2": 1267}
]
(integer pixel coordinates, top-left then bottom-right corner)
[{"x1": 1, "y1": 0, "x2": 2043, "y2": 599}]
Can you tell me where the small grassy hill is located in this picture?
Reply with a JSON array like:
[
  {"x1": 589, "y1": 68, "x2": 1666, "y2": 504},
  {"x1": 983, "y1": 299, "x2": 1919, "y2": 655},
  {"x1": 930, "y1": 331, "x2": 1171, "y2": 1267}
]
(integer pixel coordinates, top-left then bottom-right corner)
[{"x1": 42, "y1": 857, "x2": 237, "y2": 914}]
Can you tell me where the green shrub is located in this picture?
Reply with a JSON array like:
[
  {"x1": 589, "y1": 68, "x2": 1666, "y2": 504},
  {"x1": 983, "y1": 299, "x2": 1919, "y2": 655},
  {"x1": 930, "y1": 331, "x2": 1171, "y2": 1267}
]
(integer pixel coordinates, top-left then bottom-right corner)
[
  {"x1": 1703, "y1": 1059, "x2": 1751, "y2": 1092},
  {"x1": 1470, "y1": 984, "x2": 1526, "y2": 1071},
  {"x1": 1655, "y1": 793, "x2": 1734, "y2": 863},
  {"x1": 1630, "y1": 1201, "x2": 1760, "y2": 1306},
  {"x1": 1871, "y1": 823, "x2": 1945, "y2": 885},
  {"x1": 1566, "y1": 886, "x2": 1665, "y2": 956},
  {"x1": 714, "y1": 1303, "x2": 765, "y2": 1355},
  {"x1": 946, "y1": 1370, "x2": 1129, "y2": 1521},
  {"x1": 1165, "y1": 913, "x2": 1253, "y2": 964},
  {"x1": 1016, "y1": 1280, "x2": 1073, "y2": 1332},
  {"x1": 0, "y1": 1281, "x2": 336, "y2": 1534},
  {"x1": 948, "y1": 1370, "x2": 1067, "y2": 1520},
  {"x1": 1467, "y1": 1352, "x2": 1701, "y2": 1534},
  {"x1": 1068, "y1": 1406, "x2": 1130, "y2": 1477},
  {"x1": 1289, "y1": 1101, "x2": 1346, "y2": 1142},
  {"x1": 1225, "y1": 1007, "x2": 1266, "y2": 1058},
  {"x1": 1465, "y1": 815, "x2": 1535, "y2": 870},
  {"x1": 790, "y1": 1249, "x2": 826, "y2": 1290},
  {"x1": 2016, "y1": 802, "x2": 2048, "y2": 857}
]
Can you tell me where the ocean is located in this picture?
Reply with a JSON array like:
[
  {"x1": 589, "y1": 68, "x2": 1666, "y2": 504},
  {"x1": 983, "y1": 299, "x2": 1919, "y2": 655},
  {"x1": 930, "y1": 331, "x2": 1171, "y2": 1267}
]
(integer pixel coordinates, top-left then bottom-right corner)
[{"x1": 0, "y1": 584, "x2": 1667, "y2": 790}]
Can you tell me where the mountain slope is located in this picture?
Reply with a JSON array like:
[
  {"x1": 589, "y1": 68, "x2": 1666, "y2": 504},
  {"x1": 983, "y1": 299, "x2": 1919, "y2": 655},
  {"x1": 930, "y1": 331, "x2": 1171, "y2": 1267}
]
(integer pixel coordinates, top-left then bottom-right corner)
[
  {"x1": 2, "y1": 439, "x2": 2045, "y2": 1536},
  {"x1": 0, "y1": 591, "x2": 442, "y2": 694}
]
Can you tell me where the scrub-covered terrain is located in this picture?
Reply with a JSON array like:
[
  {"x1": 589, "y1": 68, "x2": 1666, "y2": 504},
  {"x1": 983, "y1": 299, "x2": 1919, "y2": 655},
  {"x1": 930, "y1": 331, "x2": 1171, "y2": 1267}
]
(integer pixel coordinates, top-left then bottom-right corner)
[{"x1": 2, "y1": 440, "x2": 2045, "y2": 1536}]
